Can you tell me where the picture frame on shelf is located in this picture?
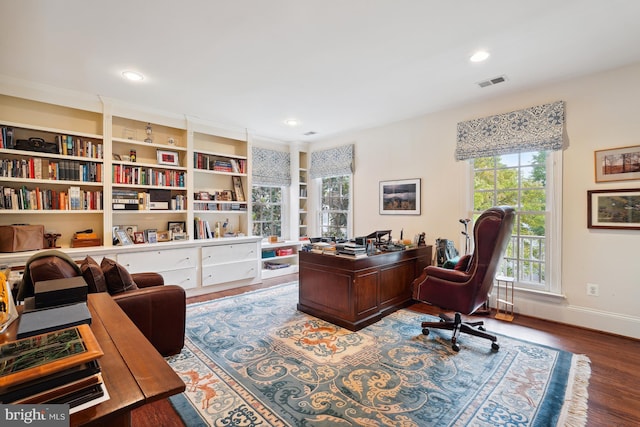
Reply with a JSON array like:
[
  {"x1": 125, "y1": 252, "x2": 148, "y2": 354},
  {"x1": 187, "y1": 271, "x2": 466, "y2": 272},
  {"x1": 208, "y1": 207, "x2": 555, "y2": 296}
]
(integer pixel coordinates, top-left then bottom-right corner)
[
  {"x1": 379, "y1": 178, "x2": 421, "y2": 215},
  {"x1": 594, "y1": 145, "x2": 640, "y2": 182},
  {"x1": 157, "y1": 230, "x2": 171, "y2": 242},
  {"x1": 120, "y1": 225, "x2": 137, "y2": 240},
  {"x1": 232, "y1": 176, "x2": 245, "y2": 201},
  {"x1": 133, "y1": 231, "x2": 145, "y2": 244},
  {"x1": 587, "y1": 188, "x2": 640, "y2": 230},
  {"x1": 172, "y1": 231, "x2": 187, "y2": 241},
  {"x1": 157, "y1": 149, "x2": 180, "y2": 166},
  {"x1": 115, "y1": 229, "x2": 133, "y2": 245},
  {"x1": 145, "y1": 229, "x2": 158, "y2": 244},
  {"x1": 168, "y1": 221, "x2": 186, "y2": 235}
]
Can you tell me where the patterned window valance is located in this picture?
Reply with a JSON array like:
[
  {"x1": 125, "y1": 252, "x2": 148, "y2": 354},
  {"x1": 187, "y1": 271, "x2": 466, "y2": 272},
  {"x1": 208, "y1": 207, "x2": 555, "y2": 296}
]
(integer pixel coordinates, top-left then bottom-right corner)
[
  {"x1": 455, "y1": 101, "x2": 566, "y2": 160},
  {"x1": 252, "y1": 147, "x2": 291, "y2": 186},
  {"x1": 310, "y1": 144, "x2": 354, "y2": 179}
]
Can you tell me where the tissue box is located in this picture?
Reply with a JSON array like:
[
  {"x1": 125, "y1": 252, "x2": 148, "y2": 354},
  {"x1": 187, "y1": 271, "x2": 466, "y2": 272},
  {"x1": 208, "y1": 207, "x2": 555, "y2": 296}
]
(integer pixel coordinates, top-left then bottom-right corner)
[{"x1": 0, "y1": 225, "x2": 44, "y2": 252}]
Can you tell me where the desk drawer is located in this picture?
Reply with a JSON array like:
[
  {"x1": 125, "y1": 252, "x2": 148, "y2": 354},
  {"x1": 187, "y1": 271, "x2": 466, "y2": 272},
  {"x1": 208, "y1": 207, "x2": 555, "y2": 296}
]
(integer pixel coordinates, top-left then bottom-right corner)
[
  {"x1": 202, "y1": 260, "x2": 258, "y2": 286},
  {"x1": 159, "y1": 268, "x2": 197, "y2": 290},
  {"x1": 201, "y1": 243, "x2": 257, "y2": 265},
  {"x1": 117, "y1": 248, "x2": 197, "y2": 273}
]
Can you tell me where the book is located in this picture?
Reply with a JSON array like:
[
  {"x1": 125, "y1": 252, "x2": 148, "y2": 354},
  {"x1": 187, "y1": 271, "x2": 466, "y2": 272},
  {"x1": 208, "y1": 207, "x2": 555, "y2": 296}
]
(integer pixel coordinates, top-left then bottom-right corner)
[
  {"x1": 0, "y1": 360, "x2": 100, "y2": 403},
  {"x1": 0, "y1": 324, "x2": 103, "y2": 389},
  {"x1": 16, "y1": 302, "x2": 92, "y2": 339}
]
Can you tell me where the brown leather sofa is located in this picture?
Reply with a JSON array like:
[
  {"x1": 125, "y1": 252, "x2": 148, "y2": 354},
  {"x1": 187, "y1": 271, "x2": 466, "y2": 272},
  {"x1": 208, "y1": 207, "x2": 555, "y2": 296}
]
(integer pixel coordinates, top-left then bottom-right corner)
[{"x1": 17, "y1": 250, "x2": 185, "y2": 356}]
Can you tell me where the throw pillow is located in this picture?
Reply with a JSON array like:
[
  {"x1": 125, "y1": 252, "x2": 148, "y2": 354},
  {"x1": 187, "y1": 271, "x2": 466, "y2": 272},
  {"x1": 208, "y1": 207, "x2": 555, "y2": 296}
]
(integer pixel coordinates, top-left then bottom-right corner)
[
  {"x1": 80, "y1": 256, "x2": 107, "y2": 293},
  {"x1": 100, "y1": 257, "x2": 138, "y2": 295}
]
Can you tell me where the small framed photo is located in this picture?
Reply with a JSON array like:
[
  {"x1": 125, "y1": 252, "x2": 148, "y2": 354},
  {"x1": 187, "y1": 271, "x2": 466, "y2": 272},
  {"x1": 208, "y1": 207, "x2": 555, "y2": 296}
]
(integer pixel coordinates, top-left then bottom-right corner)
[
  {"x1": 168, "y1": 221, "x2": 186, "y2": 235},
  {"x1": 116, "y1": 229, "x2": 133, "y2": 245},
  {"x1": 121, "y1": 225, "x2": 137, "y2": 240},
  {"x1": 172, "y1": 231, "x2": 187, "y2": 241},
  {"x1": 145, "y1": 229, "x2": 158, "y2": 244},
  {"x1": 157, "y1": 230, "x2": 171, "y2": 242},
  {"x1": 232, "y1": 176, "x2": 245, "y2": 202},
  {"x1": 587, "y1": 188, "x2": 640, "y2": 230},
  {"x1": 133, "y1": 231, "x2": 145, "y2": 244},
  {"x1": 157, "y1": 149, "x2": 180, "y2": 166},
  {"x1": 595, "y1": 145, "x2": 640, "y2": 182},
  {"x1": 380, "y1": 178, "x2": 421, "y2": 215}
]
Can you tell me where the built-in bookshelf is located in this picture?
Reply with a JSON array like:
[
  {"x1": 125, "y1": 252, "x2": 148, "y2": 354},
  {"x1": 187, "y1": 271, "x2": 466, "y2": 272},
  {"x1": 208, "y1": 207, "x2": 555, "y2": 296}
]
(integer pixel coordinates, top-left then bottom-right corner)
[
  {"x1": 192, "y1": 131, "x2": 249, "y2": 239},
  {"x1": 0, "y1": 95, "x2": 105, "y2": 243},
  {"x1": 299, "y1": 151, "x2": 308, "y2": 239}
]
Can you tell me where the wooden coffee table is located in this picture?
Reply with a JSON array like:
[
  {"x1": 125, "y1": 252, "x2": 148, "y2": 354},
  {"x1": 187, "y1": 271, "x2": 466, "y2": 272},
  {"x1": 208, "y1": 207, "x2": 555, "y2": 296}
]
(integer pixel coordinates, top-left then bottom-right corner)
[{"x1": 2, "y1": 293, "x2": 185, "y2": 426}]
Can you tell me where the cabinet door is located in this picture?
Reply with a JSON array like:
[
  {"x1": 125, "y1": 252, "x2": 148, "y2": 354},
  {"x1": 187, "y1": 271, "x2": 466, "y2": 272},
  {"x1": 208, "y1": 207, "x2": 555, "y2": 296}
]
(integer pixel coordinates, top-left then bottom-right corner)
[
  {"x1": 201, "y1": 260, "x2": 258, "y2": 286},
  {"x1": 201, "y1": 243, "x2": 257, "y2": 265},
  {"x1": 117, "y1": 247, "x2": 197, "y2": 273}
]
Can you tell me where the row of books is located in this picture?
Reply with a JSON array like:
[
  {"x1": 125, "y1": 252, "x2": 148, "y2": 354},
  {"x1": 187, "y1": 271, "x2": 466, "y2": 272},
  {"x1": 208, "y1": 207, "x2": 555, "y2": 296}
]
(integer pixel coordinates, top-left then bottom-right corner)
[
  {"x1": 194, "y1": 217, "x2": 214, "y2": 239},
  {"x1": 193, "y1": 201, "x2": 247, "y2": 211},
  {"x1": 0, "y1": 158, "x2": 103, "y2": 182},
  {"x1": 112, "y1": 190, "x2": 186, "y2": 211},
  {"x1": 0, "y1": 126, "x2": 104, "y2": 159},
  {"x1": 194, "y1": 153, "x2": 247, "y2": 174},
  {"x1": 112, "y1": 164, "x2": 186, "y2": 187},
  {"x1": 1, "y1": 185, "x2": 102, "y2": 211}
]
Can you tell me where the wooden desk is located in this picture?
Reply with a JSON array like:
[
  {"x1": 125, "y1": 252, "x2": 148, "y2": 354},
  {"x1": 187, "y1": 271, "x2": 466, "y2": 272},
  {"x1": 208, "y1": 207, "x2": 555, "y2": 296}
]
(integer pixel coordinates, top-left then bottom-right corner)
[
  {"x1": 298, "y1": 245, "x2": 432, "y2": 331},
  {"x1": 1, "y1": 293, "x2": 185, "y2": 427}
]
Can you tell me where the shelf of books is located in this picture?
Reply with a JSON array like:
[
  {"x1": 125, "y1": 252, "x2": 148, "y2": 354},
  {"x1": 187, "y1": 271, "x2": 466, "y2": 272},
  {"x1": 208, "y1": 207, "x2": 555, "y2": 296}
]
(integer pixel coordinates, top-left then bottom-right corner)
[
  {"x1": 299, "y1": 151, "x2": 308, "y2": 239},
  {"x1": 0, "y1": 95, "x2": 105, "y2": 245},
  {"x1": 261, "y1": 241, "x2": 302, "y2": 279},
  {"x1": 192, "y1": 131, "x2": 249, "y2": 239}
]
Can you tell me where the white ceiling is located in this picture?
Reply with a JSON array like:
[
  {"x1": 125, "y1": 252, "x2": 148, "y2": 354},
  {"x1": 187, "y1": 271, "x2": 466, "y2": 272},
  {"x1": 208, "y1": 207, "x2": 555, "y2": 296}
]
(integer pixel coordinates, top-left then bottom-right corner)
[{"x1": 2, "y1": 1, "x2": 640, "y2": 142}]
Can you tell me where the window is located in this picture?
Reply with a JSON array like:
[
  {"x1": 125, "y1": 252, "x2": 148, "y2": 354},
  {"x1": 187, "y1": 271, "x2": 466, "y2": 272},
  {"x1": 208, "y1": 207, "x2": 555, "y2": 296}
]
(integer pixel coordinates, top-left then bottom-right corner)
[
  {"x1": 319, "y1": 175, "x2": 351, "y2": 239},
  {"x1": 471, "y1": 150, "x2": 561, "y2": 293},
  {"x1": 252, "y1": 186, "x2": 283, "y2": 237}
]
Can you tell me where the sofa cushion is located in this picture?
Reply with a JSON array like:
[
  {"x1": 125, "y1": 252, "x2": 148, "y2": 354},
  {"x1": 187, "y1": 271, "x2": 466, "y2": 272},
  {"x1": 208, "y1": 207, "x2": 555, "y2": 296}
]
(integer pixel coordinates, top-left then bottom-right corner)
[
  {"x1": 100, "y1": 257, "x2": 138, "y2": 295},
  {"x1": 80, "y1": 256, "x2": 107, "y2": 293}
]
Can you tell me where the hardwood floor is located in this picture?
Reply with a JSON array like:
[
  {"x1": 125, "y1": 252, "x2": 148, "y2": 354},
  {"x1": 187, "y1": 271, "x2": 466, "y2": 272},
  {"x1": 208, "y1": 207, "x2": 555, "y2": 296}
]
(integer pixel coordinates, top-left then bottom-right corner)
[{"x1": 132, "y1": 274, "x2": 640, "y2": 426}]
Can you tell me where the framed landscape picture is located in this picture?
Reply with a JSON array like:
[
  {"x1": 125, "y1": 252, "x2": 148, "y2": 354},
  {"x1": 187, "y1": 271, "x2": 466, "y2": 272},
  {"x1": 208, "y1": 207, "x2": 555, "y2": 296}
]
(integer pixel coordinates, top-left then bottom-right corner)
[
  {"x1": 594, "y1": 145, "x2": 640, "y2": 182},
  {"x1": 587, "y1": 188, "x2": 640, "y2": 230},
  {"x1": 379, "y1": 178, "x2": 421, "y2": 215}
]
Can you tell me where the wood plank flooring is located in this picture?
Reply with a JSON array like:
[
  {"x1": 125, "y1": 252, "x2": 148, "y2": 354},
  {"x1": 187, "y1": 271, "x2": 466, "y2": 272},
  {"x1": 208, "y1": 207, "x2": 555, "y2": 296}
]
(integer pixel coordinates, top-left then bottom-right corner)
[{"x1": 132, "y1": 274, "x2": 640, "y2": 426}]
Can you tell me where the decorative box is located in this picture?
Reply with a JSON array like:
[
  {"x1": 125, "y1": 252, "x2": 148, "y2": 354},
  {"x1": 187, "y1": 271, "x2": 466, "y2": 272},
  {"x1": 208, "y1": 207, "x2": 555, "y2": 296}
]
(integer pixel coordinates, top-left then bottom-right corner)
[{"x1": 0, "y1": 225, "x2": 44, "y2": 252}]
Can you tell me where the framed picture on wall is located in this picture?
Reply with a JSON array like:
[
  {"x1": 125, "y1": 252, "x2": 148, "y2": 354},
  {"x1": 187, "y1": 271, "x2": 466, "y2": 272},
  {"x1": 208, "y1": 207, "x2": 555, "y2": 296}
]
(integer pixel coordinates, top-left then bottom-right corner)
[
  {"x1": 594, "y1": 145, "x2": 640, "y2": 182},
  {"x1": 587, "y1": 188, "x2": 640, "y2": 230},
  {"x1": 379, "y1": 178, "x2": 421, "y2": 215}
]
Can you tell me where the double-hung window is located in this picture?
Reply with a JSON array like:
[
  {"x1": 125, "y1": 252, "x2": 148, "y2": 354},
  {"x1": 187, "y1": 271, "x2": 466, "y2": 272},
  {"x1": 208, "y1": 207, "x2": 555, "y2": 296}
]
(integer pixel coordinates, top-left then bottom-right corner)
[
  {"x1": 319, "y1": 175, "x2": 351, "y2": 239},
  {"x1": 252, "y1": 186, "x2": 283, "y2": 237},
  {"x1": 470, "y1": 150, "x2": 562, "y2": 294}
]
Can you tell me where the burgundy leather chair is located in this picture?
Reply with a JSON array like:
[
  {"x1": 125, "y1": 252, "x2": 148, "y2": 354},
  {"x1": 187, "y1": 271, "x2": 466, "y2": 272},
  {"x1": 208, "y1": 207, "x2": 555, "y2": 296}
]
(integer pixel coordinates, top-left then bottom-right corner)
[
  {"x1": 412, "y1": 206, "x2": 515, "y2": 352},
  {"x1": 18, "y1": 250, "x2": 185, "y2": 356}
]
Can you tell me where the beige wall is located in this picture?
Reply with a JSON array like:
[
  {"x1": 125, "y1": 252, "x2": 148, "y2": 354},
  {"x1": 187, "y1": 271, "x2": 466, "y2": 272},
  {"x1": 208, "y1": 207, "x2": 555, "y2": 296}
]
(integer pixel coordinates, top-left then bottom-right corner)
[{"x1": 312, "y1": 62, "x2": 640, "y2": 338}]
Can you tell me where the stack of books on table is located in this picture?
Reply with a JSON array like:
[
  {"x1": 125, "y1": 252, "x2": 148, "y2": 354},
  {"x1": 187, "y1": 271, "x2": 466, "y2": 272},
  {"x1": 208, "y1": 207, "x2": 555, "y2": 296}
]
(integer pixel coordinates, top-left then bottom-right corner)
[
  {"x1": 0, "y1": 324, "x2": 108, "y2": 413},
  {"x1": 337, "y1": 243, "x2": 368, "y2": 258}
]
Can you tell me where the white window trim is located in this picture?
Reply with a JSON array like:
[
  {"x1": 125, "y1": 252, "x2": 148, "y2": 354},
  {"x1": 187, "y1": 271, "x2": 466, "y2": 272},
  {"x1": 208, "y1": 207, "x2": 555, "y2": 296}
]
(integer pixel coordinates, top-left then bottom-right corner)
[
  {"x1": 314, "y1": 174, "x2": 353, "y2": 239},
  {"x1": 465, "y1": 150, "x2": 563, "y2": 295}
]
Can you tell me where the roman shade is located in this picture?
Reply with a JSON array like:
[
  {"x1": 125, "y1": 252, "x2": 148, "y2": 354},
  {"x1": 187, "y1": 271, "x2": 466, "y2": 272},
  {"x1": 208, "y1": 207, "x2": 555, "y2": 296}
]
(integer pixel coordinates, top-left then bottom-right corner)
[
  {"x1": 309, "y1": 144, "x2": 354, "y2": 179},
  {"x1": 455, "y1": 101, "x2": 566, "y2": 160},
  {"x1": 252, "y1": 147, "x2": 291, "y2": 186}
]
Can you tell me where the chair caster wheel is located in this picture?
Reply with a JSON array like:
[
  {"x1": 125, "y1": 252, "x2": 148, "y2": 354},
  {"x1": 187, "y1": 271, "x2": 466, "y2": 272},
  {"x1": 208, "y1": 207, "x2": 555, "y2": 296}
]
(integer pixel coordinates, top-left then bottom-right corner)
[
  {"x1": 491, "y1": 342, "x2": 500, "y2": 352},
  {"x1": 422, "y1": 328, "x2": 430, "y2": 335},
  {"x1": 452, "y1": 343, "x2": 460, "y2": 352},
  {"x1": 478, "y1": 326, "x2": 486, "y2": 331}
]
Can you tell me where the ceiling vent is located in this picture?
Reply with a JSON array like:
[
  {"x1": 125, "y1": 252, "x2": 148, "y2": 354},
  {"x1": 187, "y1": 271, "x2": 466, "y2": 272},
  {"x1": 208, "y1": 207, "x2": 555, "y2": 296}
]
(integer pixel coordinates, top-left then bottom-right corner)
[
  {"x1": 303, "y1": 131, "x2": 317, "y2": 136},
  {"x1": 477, "y1": 75, "x2": 508, "y2": 88}
]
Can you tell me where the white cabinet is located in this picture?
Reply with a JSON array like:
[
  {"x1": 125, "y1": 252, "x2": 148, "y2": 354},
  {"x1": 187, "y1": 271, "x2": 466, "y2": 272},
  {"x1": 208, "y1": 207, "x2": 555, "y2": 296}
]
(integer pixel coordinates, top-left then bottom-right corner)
[
  {"x1": 117, "y1": 247, "x2": 198, "y2": 290},
  {"x1": 201, "y1": 241, "x2": 260, "y2": 289}
]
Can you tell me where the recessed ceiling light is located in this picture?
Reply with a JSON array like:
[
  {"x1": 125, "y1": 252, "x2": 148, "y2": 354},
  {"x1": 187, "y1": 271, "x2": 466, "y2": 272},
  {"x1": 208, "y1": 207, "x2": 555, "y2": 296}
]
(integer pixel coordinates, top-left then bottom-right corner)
[
  {"x1": 122, "y1": 70, "x2": 144, "y2": 81},
  {"x1": 284, "y1": 119, "x2": 299, "y2": 127},
  {"x1": 470, "y1": 50, "x2": 490, "y2": 63}
]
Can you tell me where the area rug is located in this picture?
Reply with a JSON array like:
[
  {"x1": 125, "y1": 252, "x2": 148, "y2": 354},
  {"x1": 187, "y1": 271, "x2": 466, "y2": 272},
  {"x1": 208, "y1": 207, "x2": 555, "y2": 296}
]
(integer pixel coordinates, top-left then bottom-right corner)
[{"x1": 167, "y1": 282, "x2": 590, "y2": 426}]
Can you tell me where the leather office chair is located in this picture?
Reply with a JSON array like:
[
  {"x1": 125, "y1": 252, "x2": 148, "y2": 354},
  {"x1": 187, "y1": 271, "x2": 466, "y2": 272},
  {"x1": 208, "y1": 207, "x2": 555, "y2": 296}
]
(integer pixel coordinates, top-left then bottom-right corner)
[{"x1": 412, "y1": 206, "x2": 515, "y2": 352}]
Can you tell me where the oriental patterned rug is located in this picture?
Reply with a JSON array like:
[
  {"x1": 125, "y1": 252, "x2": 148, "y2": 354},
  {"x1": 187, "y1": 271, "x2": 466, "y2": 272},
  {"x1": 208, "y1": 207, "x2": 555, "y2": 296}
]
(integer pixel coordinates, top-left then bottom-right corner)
[{"x1": 167, "y1": 283, "x2": 590, "y2": 426}]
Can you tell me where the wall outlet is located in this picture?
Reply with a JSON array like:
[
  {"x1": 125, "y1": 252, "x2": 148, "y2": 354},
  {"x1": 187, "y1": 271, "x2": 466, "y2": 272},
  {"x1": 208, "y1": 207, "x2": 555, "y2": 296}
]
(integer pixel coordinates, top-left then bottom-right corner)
[{"x1": 587, "y1": 283, "x2": 599, "y2": 297}]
